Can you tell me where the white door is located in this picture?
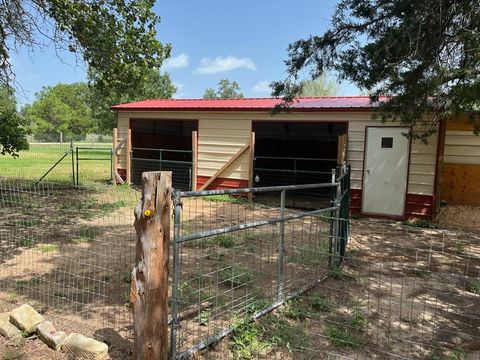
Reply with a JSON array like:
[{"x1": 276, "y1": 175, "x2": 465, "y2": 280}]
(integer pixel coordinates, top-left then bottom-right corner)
[{"x1": 362, "y1": 127, "x2": 409, "y2": 216}]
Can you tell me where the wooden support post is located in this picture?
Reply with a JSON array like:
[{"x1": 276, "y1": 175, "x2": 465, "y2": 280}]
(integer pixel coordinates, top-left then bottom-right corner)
[
  {"x1": 112, "y1": 128, "x2": 118, "y2": 186},
  {"x1": 131, "y1": 171, "x2": 172, "y2": 360},
  {"x1": 337, "y1": 134, "x2": 348, "y2": 165},
  {"x1": 126, "y1": 128, "x2": 132, "y2": 185},
  {"x1": 247, "y1": 132, "x2": 255, "y2": 201},
  {"x1": 192, "y1": 131, "x2": 198, "y2": 191}
]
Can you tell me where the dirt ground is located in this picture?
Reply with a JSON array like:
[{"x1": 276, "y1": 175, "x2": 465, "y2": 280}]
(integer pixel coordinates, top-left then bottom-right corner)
[
  {"x1": 1, "y1": 186, "x2": 479, "y2": 359},
  {"x1": 438, "y1": 204, "x2": 480, "y2": 231}
]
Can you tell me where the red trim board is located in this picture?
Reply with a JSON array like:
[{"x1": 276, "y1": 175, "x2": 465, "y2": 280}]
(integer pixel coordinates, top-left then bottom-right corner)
[{"x1": 196, "y1": 176, "x2": 248, "y2": 191}]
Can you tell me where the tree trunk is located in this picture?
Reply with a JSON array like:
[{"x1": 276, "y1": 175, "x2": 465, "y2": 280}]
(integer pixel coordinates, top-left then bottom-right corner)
[{"x1": 131, "y1": 171, "x2": 172, "y2": 360}]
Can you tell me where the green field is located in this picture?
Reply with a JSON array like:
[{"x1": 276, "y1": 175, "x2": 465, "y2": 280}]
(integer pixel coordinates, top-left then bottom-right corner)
[{"x1": 0, "y1": 143, "x2": 113, "y2": 185}]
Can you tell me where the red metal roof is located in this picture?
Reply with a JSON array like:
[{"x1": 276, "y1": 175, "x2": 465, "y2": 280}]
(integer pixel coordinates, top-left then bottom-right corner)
[{"x1": 111, "y1": 96, "x2": 379, "y2": 111}]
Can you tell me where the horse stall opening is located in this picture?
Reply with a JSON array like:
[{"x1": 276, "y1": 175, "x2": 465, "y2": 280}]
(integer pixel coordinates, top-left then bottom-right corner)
[
  {"x1": 130, "y1": 119, "x2": 197, "y2": 190},
  {"x1": 253, "y1": 121, "x2": 348, "y2": 208}
]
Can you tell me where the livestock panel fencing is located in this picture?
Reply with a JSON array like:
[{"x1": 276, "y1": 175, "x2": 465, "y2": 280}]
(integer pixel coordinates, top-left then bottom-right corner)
[{"x1": 168, "y1": 165, "x2": 351, "y2": 358}]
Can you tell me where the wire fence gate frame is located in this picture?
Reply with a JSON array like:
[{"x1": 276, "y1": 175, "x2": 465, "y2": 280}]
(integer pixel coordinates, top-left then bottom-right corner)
[
  {"x1": 131, "y1": 146, "x2": 194, "y2": 190},
  {"x1": 169, "y1": 165, "x2": 351, "y2": 359}
]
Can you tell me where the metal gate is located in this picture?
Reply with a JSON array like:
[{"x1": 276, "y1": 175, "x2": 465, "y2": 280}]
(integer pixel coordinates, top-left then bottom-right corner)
[
  {"x1": 169, "y1": 165, "x2": 351, "y2": 358},
  {"x1": 75, "y1": 146, "x2": 113, "y2": 185},
  {"x1": 253, "y1": 155, "x2": 337, "y2": 208},
  {"x1": 131, "y1": 147, "x2": 193, "y2": 190}
]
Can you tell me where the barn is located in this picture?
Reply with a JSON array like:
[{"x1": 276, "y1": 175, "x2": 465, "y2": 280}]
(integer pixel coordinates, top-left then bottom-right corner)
[{"x1": 111, "y1": 96, "x2": 446, "y2": 220}]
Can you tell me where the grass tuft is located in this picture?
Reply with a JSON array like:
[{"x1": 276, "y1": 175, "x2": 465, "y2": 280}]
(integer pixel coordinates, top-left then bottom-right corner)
[
  {"x1": 309, "y1": 293, "x2": 331, "y2": 313},
  {"x1": 402, "y1": 218, "x2": 437, "y2": 229},
  {"x1": 202, "y1": 194, "x2": 245, "y2": 204},
  {"x1": 230, "y1": 318, "x2": 271, "y2": 359},
  {"x1": 280, "y1": 299, "x2": 309, "y2": 321},
  {"x1": 219, "y1": 266, "x2": 253, "y2": 287},
  {"x1": 325, "y1": 324, "x2": 363, "y2": 348},
  {"x1": 38, "y1": 244, "x2": 59, "y2": 253},
  {"x1": 466, "y1": 279, "x2": 479, "y2": 294}
]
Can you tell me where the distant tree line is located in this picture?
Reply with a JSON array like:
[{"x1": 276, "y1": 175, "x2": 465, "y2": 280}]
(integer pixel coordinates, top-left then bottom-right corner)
[{"x1": 0, "y1": 69, "x2": 176, "y2": 144}]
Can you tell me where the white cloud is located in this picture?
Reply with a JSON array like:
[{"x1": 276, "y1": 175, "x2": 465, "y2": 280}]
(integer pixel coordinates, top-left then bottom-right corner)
[
  {"x1": 196, "y1": 56, "x2": 256, "y2": 74},
  {"x1": 173, "y1": 82, "x2": 186, "y2": 98},
  {"x1": 253, "y1": 80, "x2": 272, "y2": 94},
  {"x1": 163, "y1": 53, "x2": 189, "y2": 70}
]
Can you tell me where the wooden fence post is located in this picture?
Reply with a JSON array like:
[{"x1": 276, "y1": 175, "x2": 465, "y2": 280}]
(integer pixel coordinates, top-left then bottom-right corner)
[
  {"x1": 127, "y1": 128, "x2": 132, "y2": 185},
  {"x1": 131, "y1": 171, "x2": 172, "y2": 360},
  {"x1": 248, "y1": 132, "x2": 255, "y2": 201},
  {"x1": 192, "y1": 130, "x2": 198, "y2": 191},
  {"x1": 112, "y1": 128, "x2": 117, "y2": 186}
]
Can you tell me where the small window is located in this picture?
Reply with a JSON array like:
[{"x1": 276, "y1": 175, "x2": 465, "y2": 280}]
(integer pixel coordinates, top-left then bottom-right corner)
[{"x1": 381, "y1": 137, "x2": 393, "y2": 148}]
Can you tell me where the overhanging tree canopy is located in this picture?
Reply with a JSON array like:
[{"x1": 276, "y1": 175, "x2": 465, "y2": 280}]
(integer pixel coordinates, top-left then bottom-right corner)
[
  {"x1": 272, "y1": 0, "x2": 480, "y2": 141},
  {"x1": 0, "y1": 0, "x2": 171, "y2": 154}
]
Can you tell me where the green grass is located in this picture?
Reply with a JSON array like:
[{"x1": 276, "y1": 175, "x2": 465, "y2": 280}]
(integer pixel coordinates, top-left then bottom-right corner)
[
  {"x1": 289, "y1": 242, "x2": 329, "y2": 267},
  {"x1": 0, "y1": 143, "x2": 112, "y2": 184},
  {"x1": 99, "y1": 200, "x2": 128, "y2": 213},
  {"x1": 261, "y1": 314, "x2": 309, "y2": 355},
  {"x1": 15, "y1": 278, "x2": 40, "y2": 290},
  {"x1": 178, "y1": 274, "x2": 213, "y2": 307},
  {"x1": 219, "y1": 265, "x2": 253, "y2": 287},
  {"x1": 455, "y1": 242, "x2": 467, "y2": 255},
  {"x1": 6, "y1": 219, "x2": 42, "y2": 227},
  {"x1": 324, "y1": 299, "x2": 367, "y2": 349},
  {"x1": 466, "y1": 279, "x2": 480, "y2": 294},
  {"x1": 230, "y1": 318, "x2": 271, "y2": 359},
  {"x1": 197, "y1": 310, "x2": 210, "y2": 326},
  {"x1": 325, "y1": 324, "x2": 363, "y2": 348},
  {"x1": 38, "y1": 244, "x2": 59, "y2": 253},
  {"x1": 280, "y1": 299, "x2": 309, "y2": 321},
  {"x1": 309, "y1": 293, "x2": 331, "y2": 313},
  {"x1": 18, "y1": 236, "x2": 37, "y2": 247},
  {"x1": 402, "y1": 218, "x2": 437, "y2": 229},
  {"x1": 76, "y1": 226, "x2": 99, "y2": 243},
  {"x1": 185, "y1": 234, "x2": 236, "y2": 249},
  {"x1": 202, "y1": 194, "x2": 246, "y2": 204}
]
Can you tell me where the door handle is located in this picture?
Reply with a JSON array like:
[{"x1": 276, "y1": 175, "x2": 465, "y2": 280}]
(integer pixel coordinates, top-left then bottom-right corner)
[{"x1": 367, "y1": 169, "x2": 370, "y2": 174}]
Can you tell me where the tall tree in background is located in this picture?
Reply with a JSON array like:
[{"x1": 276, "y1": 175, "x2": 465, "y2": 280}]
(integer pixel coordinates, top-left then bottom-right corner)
[
  {"x1": 89, "y1": 69, "x2": 176, "y2": 134},
  {"x1": 300, "y1": 76, "x2": 339, "y2": 97},
  {"x1": 0, "y1": 86, "x2": 29, "y2": 157},
  {"x1": 0, "y1": 0, "x2": 170, "y2": 154},
  {"x1": 273, "y1": 0, "x2": 480, "y2": 141},
  {"x1": 24, "y1": 83, "x2": 92, "y2": 141},
  {"x1": 203, "y1": 79, "x2": 244, "y2": 99}
]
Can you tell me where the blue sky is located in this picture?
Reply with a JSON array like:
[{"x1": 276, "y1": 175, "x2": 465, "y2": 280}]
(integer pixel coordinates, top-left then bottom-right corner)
[{"x1": 12, "y1": 0, "x2": 360, "y2": 105}]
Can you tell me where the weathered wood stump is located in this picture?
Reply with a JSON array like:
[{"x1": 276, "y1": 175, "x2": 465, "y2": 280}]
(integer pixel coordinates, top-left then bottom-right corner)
[{"x1": 131, "y1": 171, "x2": 172, "y2": 360}]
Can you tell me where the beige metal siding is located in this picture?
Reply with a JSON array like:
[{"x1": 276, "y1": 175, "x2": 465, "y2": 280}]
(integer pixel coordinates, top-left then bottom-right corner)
[
  {"x1": 348, "y1": 120, "x2": 438, "y2": 196},
  {"x1": 114, "y1": 110, "x2": 438, "y2": 195},
  {"x1": 445, "y1": 131, "x2": 480, "y2": 165},
  {"x1": 197, "y1": 119, "x2": 251, "y2": 180}
]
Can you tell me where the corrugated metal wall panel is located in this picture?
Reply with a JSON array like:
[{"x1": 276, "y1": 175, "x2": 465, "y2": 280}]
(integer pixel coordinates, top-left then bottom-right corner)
[
  {"x1": 115, "y1": 110, "x2": 438, "y2": 196},
  {"x1": 198, "y1": 119, "x2": 251, "y2": 180}
]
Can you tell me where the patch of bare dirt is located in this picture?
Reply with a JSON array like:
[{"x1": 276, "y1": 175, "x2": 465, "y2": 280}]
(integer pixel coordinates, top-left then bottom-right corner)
[{"x1": 438, "y1": 205, "x2": 480, "y2": 231}]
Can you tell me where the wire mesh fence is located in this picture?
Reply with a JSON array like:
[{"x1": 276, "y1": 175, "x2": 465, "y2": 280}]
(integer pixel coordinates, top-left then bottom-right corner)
[
  {"x1": 258, "y1": 220, "x2": 480, "y2": 360},
  {"x1": 169, "y1": 167, "x2": 350, "y2": 359},
  {"x1": 0, "y1": 163, "x2": 479, "y2": 359},
  {"x1": 0, "y1": 179, "x2": 138, "y2": 358},
  {"x1": 131, "y1": 147, "x2": 193, "y2": 190},
  {"x1": 253, "y1": 156, "x2": 338, "y2": 209},
  {"x1": 0, "y1": 142, "x2": 113, "y2": 185}
]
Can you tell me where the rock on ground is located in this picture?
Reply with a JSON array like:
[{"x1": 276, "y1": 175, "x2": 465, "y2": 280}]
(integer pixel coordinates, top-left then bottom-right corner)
[
  {"x1": 62, "y1": 333, "x2": 108, "y2": 360},
  {"x1": 9, "y1": 304, "x2": 45, "y2": 334},
  {"x1": 0, "y1": 312, "x2": 21, "y2": 339},
  {"x1": 36, "y1": 320, "x2": 66, "y2": 351}
]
